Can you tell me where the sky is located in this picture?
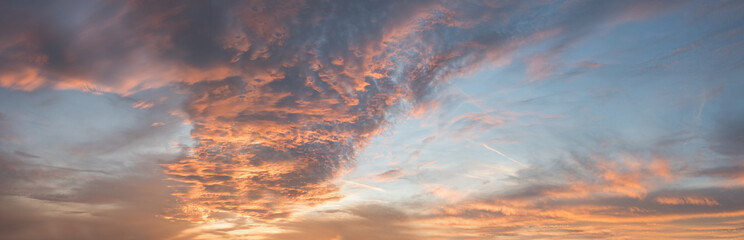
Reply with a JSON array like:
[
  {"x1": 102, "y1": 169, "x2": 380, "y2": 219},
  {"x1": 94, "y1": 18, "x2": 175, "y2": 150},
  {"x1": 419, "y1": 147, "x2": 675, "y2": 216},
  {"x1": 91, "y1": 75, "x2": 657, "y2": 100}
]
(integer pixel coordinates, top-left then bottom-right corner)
[{"x1": 1, "y1": 0, "x2": 744, "y2": 239}]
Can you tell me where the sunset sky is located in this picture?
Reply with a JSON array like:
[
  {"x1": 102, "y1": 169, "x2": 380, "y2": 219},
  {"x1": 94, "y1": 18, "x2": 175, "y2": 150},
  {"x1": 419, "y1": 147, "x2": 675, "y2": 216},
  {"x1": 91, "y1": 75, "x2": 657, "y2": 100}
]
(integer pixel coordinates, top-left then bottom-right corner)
[{"x1": 1, "y1": 0, "x2": 744, "y2": 239}]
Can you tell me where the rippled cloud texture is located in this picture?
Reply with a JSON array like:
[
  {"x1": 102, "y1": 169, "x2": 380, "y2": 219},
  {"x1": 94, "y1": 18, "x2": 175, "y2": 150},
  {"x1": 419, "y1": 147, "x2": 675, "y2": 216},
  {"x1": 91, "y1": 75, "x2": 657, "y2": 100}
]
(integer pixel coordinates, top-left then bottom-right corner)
[{"x1": 1, "y1": 0, "x2": 744, "y2": 239}]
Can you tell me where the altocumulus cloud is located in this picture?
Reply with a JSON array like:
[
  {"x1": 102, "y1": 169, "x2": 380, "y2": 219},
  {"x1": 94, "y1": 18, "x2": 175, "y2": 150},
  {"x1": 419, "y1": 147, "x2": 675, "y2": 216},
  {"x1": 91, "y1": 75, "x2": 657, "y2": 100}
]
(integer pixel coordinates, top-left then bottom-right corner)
[
  {"x1": 2, "y1": 0, "x2": 744, "y2": 239},
  {"x1": 2, "y1": 0, "x2": 572, "y2": 222}
]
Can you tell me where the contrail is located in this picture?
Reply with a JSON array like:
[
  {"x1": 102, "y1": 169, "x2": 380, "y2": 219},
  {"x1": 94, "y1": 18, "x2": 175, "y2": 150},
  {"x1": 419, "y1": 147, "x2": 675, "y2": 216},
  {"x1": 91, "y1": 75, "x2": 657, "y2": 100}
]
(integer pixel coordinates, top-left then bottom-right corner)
[
  {"x1": 481, "y1": 143, "x2": 528, "y2": 167},
  {"x1": 341, "y1": 180, "x2": 386, "y2": 192}
]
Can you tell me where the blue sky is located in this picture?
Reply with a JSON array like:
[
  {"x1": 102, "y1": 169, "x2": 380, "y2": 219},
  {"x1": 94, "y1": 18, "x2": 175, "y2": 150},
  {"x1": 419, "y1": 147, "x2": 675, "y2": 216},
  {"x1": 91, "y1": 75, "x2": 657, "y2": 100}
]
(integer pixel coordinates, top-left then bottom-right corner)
[{"x1": 1, "y1": 1, "x2": 744, "y2": 239}]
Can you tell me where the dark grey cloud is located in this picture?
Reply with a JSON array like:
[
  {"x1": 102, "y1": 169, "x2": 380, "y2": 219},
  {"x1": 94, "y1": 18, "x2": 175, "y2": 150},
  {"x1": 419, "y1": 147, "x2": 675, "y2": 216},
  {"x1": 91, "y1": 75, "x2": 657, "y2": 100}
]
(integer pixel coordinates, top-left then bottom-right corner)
[
  {"x1": 32, "y1": 0, "x2": 692, "y2": 223},
  {"x1": 2, "y1": 2, "x2": 722, "y2": 239},
  {"x1": 162, "y1": 0, "x2": 563, "y2": 221},
  {"x1": 267, "y1": 204, "x2": 418, "y2": 240},
  {"x1": 698, "y1": 165, "x2": 744, "y2": 182},
  {"x1": 709, "y1": 115, "x2": 744, "y2": 158},
  {"x1": 0, "y1": 149, "x2": 192, "y2": 240}
]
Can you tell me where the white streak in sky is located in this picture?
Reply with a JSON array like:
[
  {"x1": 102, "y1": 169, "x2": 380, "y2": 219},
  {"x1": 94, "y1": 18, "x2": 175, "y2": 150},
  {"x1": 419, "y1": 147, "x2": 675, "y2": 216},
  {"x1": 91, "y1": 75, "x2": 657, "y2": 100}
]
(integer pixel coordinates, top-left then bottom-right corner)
[
  {"x1": 341, "y1": 180, "x2": 386, "y2": 192},
  {"x1": 481, "y1": 143, "x2": 527, "y2": 167}
]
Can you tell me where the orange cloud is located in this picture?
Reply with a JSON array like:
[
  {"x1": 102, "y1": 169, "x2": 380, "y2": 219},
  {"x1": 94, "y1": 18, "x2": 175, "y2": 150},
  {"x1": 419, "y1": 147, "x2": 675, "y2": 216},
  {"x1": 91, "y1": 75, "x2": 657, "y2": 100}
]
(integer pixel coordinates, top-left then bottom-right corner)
[
  {"x1": 656, "y1": 196, "x2": 720, "y2": 206},
  {"x1": 373, "y1": 169, "x2": 404, "y2": 182},
  {"x1": 5, "y1": 3, "x2": 730, "y2": 240},
  {"x1": 154, "y1": 1, "x2": 565, "y2": 223}
]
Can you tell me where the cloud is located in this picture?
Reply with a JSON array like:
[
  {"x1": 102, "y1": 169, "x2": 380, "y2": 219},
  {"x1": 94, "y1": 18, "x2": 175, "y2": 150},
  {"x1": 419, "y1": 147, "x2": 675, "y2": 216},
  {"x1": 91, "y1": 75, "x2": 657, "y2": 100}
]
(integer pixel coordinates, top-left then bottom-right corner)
[
  {"x1": 3, "y1": 2, "x2": 735, "y2": 240},
  {"x1": 406, "y1": 180, "x2": 744, "y2": 239},
  {"x1": 393, "y1": 130, "x2": 744, "y2": 239},
  {"x1": 698, "y1": 165, "x2": 744, "y2": 183},
  {"x1": 0, "y1": 85, "x2": 194, "y2": 239},
  {"x1": 157, "y1": 0, "x2": 574, "y2": 221},
  {"x1": 265, "y1": 204, "x2": 419, "y2": 240},
  {"x1": 254, "y1": 185, "x2": 744, "y2": 239},
  {"x1": 374, "y1": 169, "x2": 405, "y2": 182},
  {"x1": 0, "y1": 0, "x2": 239, "y2": 94},
  {"x1": 0, "y1": 153, "x2": 193, "y2": 240},
  {"x1": 700, "y1": 111, "x2": 744, "y2": 183},
  {"x1": 521, "y1": 0, "x2": 689, "y2": 82},
  {"x1": 656, "y1": 196, "x2": 719, "y2": 206},
  {"x1": 709, "y1": 114, "x2": 744, "y2": 157},
  {"x1": 448, "y1": 112, "x2": 513, "y2": 138}
]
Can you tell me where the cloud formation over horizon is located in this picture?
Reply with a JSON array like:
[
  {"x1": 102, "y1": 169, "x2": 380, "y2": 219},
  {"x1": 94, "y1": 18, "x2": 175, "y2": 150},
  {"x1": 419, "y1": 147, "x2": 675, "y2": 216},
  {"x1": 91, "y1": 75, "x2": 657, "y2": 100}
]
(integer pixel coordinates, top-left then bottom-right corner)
[{"x1": 2, "y1": 0, "x2": 744, "y2": 239}]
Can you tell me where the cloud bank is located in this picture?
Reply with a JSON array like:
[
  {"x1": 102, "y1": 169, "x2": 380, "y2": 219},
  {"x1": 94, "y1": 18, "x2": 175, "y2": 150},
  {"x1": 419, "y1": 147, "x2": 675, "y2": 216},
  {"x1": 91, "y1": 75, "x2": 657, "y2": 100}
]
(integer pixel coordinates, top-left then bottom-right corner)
[{"x1": 2, "y1": 0, "x2": 744, "y2": 239}]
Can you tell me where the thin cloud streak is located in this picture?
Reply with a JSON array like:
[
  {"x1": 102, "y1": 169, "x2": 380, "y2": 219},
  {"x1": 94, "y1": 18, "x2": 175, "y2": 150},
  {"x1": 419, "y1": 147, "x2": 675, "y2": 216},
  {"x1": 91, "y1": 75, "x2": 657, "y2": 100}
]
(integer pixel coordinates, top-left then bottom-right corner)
[
  {"x1": 341, "y1": 180, "x2": 386, "y2": 192},
  {"x1": 480, "y1": 143, "x2": 527, "y2": 167}
]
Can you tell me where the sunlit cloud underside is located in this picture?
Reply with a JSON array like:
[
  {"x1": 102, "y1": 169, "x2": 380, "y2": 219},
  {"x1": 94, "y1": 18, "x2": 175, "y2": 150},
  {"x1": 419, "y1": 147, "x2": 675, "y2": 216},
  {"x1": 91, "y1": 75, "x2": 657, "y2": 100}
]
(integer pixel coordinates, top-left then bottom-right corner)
[{"x1": 1, "y1": 0, "x2": 744, "y2": 239}]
